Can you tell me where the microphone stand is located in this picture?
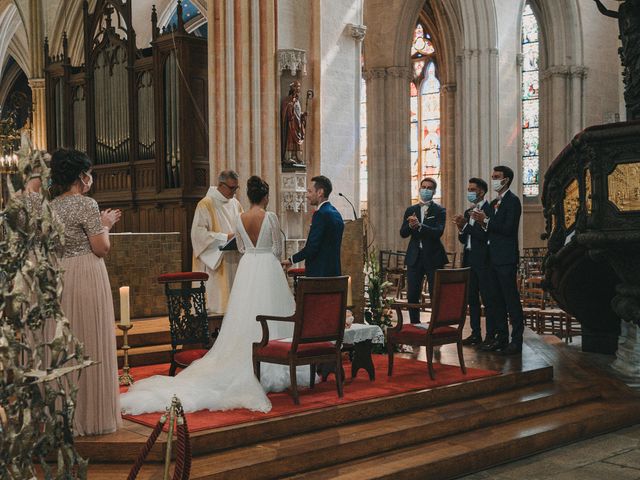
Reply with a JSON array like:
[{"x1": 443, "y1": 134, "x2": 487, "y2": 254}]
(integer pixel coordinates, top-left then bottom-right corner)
[{"x1": 339, "y1": 192, "x2": 358, "y2": 220}]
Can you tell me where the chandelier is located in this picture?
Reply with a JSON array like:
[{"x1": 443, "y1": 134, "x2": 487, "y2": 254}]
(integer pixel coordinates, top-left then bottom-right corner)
[{"x1": 0, "y1": 113, "x2": 20, "y2": 211}]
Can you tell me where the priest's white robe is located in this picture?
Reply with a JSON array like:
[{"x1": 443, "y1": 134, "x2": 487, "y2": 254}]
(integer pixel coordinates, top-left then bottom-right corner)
[{"x1": 191, "y1": 187, "x2": 243, "y2": 313}]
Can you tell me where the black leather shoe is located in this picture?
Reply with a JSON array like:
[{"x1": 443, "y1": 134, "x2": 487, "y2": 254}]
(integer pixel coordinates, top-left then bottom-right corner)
[
  {"x1": 479, "y1": 337, "x2": 494, "y2": 349},
  {"x1": 500, "y1": 343, "x2": 522, "y2": 355},
  {"x1": 480, "y1": 338, "x2": 508, "y2": 352},
  {"x1": 462, "y1": 334, "x2": 482, "y2": 346}
]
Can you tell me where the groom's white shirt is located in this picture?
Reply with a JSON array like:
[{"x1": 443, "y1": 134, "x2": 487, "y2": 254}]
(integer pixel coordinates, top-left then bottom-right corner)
[{"x1": 191, "y1": 186, "x2": 243, "y2": 313}]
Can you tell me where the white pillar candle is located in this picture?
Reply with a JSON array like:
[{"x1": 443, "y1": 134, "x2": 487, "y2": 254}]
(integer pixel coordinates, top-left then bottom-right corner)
[
  {"x1": 347, "y1": 276, "x2": 353, "y2": 307},
  {"x1": 119, "y1": 286, "x2": 130, "y2": 326}
]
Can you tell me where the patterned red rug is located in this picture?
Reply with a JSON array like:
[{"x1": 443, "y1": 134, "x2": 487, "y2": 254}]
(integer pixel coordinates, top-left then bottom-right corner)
[{"x1": 120, "y1": 355, "x2": 498, "y2": 432}]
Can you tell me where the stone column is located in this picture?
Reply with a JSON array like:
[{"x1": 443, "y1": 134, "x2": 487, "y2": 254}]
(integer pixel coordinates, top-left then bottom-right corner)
[
  {"x1": 207, "y1": 0, "x2": 278, "y2": 205},
  {"x1": 441, "y1": 82, "x2": 457, "y2": 251},
  {"x1": 364, "y1": 65, "x2": 412, "y2": 252},
  {"x1": 348, "y1": 23, "x2": 366, "y2": 214},
  {"x1": 28, "y1": 78, "x2": 46, "y2": 149},
  {"x1": 28, "y1": 0, "x2": 46, "y2": 149}
]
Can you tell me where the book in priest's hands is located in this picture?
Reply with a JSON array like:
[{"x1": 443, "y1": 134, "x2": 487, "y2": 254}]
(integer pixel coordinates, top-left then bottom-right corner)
[{"x1": 219, "y1": 237, "x2": 237, "y2": 251}]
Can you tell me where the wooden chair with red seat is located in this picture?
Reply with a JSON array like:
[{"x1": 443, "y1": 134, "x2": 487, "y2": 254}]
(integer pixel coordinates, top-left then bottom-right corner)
[
  {"x1": 287, "y1": 267, "x2": 306, "y2": 296},
  {"x1": 158, "y1": 272, "x2": 211, "y2": 376},
  {"x1": 387, "y1": 268, "x2": 471, "y2": 380},
  {"x1": 253, "y1": 276, "x2": 349, "y2": 405}
]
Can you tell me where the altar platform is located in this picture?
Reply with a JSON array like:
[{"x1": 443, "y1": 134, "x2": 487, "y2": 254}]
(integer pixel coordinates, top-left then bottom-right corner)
[{"x1": 84, "y1": 321, "x2": 640, "y2": 479}]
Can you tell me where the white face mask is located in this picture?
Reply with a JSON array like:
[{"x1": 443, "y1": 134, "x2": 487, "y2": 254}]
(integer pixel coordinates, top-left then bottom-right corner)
[{"x1": 492, "y1": 178, "x2": 505, "y2": 192}]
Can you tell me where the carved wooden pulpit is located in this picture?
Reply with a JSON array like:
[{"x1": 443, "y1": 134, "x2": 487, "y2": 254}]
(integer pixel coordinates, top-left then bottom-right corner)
[{"x1": 542, "y1": 122, "x2": 640, "y2": 353}]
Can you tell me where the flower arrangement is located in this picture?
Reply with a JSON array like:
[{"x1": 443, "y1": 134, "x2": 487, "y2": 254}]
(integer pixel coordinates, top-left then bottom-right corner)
[{"x1": 363, "y1": 250, "x2": 393, "y2": 353}]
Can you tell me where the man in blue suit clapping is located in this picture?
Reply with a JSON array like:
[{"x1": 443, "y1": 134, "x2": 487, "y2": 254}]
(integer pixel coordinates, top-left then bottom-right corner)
[
  {"x1": 401, "y1": 177, "x2": 449, "y2": 323},
  {"x1": 283, "y1": 175, "x2": 344, "y2": 276}
]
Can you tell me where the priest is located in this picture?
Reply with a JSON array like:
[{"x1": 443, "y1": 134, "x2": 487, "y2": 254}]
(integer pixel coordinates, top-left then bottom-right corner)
[{"x1": 191, "y1": 170, "x2": 243, "y2": 313}]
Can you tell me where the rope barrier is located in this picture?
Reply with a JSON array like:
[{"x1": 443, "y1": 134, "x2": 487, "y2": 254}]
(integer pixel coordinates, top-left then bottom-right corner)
[{"x1": 127, "y1": 396, "x2": 191, "y2": 480}]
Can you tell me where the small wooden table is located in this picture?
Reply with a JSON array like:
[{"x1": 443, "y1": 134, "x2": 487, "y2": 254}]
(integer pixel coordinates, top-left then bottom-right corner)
[{"x1": 319, "y1": 323, "x2": 384, "y2": 381}]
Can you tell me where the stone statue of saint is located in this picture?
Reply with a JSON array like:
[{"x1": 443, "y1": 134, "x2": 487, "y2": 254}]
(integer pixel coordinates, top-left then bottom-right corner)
[
  {"x1": 594, "y1": 0, "x2": 640, "y2": 119},
  {"x1": 281, "y1": 81, "x2": 307, "y2": 167}
]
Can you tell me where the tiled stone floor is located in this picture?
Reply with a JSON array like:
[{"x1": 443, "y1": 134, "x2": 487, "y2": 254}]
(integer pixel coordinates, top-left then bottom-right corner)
[
  {"x1": 459, "y1": 424, "x2": 640, "y2": 479},
  {"x1": 459, "y1": 331, "x2": 640, "y2": 480}
]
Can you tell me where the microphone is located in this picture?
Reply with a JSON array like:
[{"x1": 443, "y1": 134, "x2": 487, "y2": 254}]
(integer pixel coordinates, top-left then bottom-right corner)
[{"x1": 339, "y1": 192, "x2": 358, "y2": 220}]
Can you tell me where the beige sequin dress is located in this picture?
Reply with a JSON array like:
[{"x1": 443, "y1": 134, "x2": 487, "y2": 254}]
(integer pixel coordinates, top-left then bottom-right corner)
[{"x1": 50, "y1": 194, "x2": 121, "y2": 436}]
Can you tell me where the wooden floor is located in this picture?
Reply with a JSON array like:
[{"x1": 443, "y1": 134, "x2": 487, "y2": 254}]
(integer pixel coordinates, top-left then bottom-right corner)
[{"x1": 83, "y1": 321, "x2": 640, "y2": 479}]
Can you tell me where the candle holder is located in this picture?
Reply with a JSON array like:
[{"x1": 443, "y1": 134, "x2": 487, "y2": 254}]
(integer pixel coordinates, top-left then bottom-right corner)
[{"x1": 117, "y1": 323, "x2": 134, "y2": 386}]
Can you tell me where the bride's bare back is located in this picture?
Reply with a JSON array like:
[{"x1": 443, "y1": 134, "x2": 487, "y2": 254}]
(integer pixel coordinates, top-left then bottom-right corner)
[{"x1": 241, "y1": 208, "x2": 266, "y2": 247}]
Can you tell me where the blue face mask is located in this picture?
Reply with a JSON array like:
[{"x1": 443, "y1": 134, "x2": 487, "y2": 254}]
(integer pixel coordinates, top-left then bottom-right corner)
[
  {"x1": 419, "y1": 188, "x2": 433, "y2": 202},
  {"x1": 467, "y1": 191, "x2": 478, "y2": 203}
]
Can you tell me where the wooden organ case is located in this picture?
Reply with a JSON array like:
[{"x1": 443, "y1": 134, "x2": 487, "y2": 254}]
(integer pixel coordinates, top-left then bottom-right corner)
[{"x1": 44, "y1": 0, "x2": 209, "y2": 270}]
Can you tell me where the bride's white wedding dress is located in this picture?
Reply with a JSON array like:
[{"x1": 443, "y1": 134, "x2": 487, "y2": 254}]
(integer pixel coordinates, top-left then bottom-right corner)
[{"x1": 120, "y1": 211, "x2": 308, "y2": 414}]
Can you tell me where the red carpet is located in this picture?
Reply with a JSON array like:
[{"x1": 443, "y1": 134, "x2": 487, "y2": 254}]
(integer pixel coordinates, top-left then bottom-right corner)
[{"x1": 121, "y1": 355, "x2": 498, "y2": 432}]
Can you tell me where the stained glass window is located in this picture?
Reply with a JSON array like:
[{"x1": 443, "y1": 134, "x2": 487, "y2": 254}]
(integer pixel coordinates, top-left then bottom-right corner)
[
  {"x1": 521, "y1": 4, "x2": 539, "y2": 197},
  {"x1": 411, "y1": 23, "x2": 441, "y2": 203},
  {"x1": 167, "y1": 0, "x2": 208, "y2": 38}
]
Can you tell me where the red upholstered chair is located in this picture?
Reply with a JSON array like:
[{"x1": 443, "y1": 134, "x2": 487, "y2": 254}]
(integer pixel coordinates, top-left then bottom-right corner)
[
  {"x1": 387, "y1": 268, "x2": 471, "y2": 380},
  {"x1": 158, "y1": 272, "x2": 211, "y2": 376},
  {"x1": 253, "y1": 276, "x2": 349, "y2": 404},
  {"x1": 287, "y1": 267, "x2": 306, "y2": 294}
]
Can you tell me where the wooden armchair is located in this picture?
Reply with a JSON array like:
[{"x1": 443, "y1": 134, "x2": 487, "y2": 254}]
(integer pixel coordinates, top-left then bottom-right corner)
[
  {"x1": 387, "y1": 268, "x2": 470, "y2": 380},
  {"x1": 253, "y1": 276, "x2": 349, "y2": 404},
  {"x1": 158, "y1": 272, "x2": 211, "y2": 376}
]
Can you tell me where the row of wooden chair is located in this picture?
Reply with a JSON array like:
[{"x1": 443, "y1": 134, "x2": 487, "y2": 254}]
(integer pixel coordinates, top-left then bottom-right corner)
[
  {"x1": 520, "y1": 274, "x2": 581, "y2": 343},
  {"x1": 379, "y1": 250, "x2": 460, "y2": 303}
]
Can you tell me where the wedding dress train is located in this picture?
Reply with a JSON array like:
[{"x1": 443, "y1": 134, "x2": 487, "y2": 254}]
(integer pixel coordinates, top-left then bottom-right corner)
[{"x1": 120, "y1": 211, "x2": 307, "y2": 414}]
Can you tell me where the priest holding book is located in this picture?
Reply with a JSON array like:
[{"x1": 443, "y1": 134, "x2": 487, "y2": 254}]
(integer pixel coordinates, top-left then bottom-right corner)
[{"x1": 191, "y1": 170, "x2": 243, "y2": 313}]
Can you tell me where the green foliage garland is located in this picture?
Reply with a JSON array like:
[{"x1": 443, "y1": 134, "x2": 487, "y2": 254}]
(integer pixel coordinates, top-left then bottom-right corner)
[{"x1": 0, "y1": 148, "x2": 90, "y2": 479}]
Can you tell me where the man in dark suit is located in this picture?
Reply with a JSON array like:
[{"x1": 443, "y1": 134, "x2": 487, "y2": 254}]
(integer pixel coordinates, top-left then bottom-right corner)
[
  {"x1": 284, "y1": 175, "x2": 344, "y2": 276},
  {"x1": 400, "y1": 177, "x2": 448, "y2": 324},
  {"x1": 453, "y1": 178, "x2": 495, "y2": 346},
  {"x1": 471, "y1": 166, "x2": 524, "y2": 355}
]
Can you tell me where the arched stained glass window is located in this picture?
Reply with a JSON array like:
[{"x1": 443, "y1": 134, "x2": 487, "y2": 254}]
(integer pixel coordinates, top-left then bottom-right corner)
[
  {"x1": 411, "y1": 23, "x2": 441, "y2": 203},
  {"x1": 521, "y1": 4, "x2": 539, "y2": 197},
  {"x1": 166, "y1": 0, "x2": 208, "y2": 37}
]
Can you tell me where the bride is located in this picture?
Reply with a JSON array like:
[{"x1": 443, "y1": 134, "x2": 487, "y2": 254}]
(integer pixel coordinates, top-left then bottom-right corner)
[{"x1": 120, "y1": 176, "x2": 309, "y2": 414}]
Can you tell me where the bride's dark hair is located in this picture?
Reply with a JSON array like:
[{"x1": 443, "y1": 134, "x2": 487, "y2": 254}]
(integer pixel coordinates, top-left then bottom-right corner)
[{"x1": 247, "y1": 176, "x2": 269, "y2": 204}]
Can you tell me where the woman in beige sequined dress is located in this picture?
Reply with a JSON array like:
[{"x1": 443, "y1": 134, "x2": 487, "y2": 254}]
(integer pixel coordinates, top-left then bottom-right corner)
[{"x1": 50, "y1": 149, "x2": 122, "y2": 436}]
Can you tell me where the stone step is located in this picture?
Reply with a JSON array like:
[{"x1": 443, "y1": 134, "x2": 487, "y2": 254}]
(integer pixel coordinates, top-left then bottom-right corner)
[
  {"x1": 86, "y1": 375, "x2": 601, "y2": 479},
  {"x1": 184, "y1": 383, "x2": 598, "y2": 479},
  {"x1": 286, "y1": 399, "x2": 640, "y2": 480},
  {"x1": 80, "y1": 367, "x2": 553, "y2": 464}
]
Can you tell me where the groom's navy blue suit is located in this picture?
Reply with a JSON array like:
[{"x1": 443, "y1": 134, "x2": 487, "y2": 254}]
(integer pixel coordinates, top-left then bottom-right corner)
[{"x1": 292, "y1": 201, "x2": 344, "y2": 276}]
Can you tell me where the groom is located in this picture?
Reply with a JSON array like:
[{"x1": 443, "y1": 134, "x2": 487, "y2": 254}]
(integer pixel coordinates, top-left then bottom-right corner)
[{"x1": 283, "y1": 175, "x2": 344, "y2": 276}]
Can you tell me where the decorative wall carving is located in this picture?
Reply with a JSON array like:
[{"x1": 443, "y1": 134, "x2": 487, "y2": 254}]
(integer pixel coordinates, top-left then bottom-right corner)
[
  {"x1": 564, "y1": 179, "x2": 579, "y2": 229},
  {"x1": 277, "y1": 49, "x2": 307, "y2": 76},
  {"x1": 386, "y1": 66, "x2": 413, "y2": 80},
  {"x1": 608, "y1": 162, "x2": 640, "y2": 212},
  {"x1": 362, "y1": 67, "x2": 387, "y2": 81},
  {"x1": 540, "y1": 64, "x2": 588, "y2": 80},
  {"x1": 347, "y1": 23, "x2": 367, "y2": 42},
  {"x1": 281, "y1": 171, "x2": 308, "y2": 213}
]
